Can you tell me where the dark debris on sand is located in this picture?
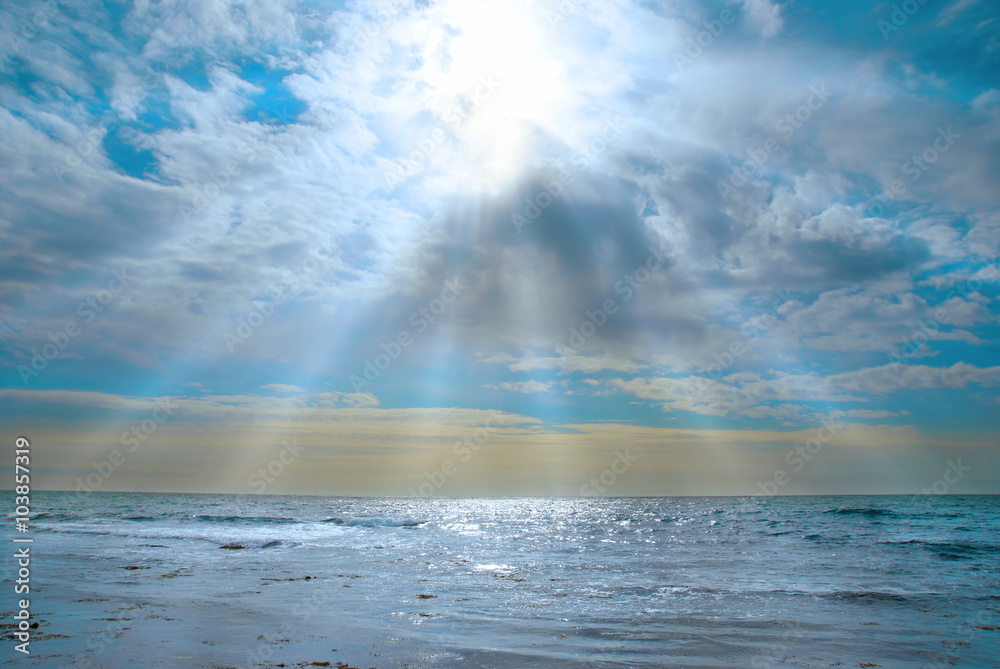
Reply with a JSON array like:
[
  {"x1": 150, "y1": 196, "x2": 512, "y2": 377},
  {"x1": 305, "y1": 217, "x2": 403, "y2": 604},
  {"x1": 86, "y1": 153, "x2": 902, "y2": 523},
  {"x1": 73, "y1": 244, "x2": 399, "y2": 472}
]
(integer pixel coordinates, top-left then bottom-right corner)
[{"x1": 279, "y1": 662, "x2": 375, "y2": 669}]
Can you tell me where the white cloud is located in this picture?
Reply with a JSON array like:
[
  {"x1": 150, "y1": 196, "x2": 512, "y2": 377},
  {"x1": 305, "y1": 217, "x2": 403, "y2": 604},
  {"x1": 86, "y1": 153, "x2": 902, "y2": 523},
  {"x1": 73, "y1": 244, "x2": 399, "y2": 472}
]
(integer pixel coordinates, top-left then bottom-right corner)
[
  {"x1": 841, "y1": 409, "x2": 910, "y2": 419},
  {"x1": 609, "y1": 363, "x2": 1000, "y2": 418},
  {"x1": 1, "y1": 0, "x2": 998, "y2": 450},
  {"x1": 481, "y1": 351, "x2": 646, "y2": 374},
  {"x1": 261, "y1": 383, "x2": 304, "y2": 393},
  {"x1": 740, "y1": 0, "x2": 784, "y2": 38},
  {"x1": 937, "y1": 0, "x2": 981, "y2": 26},
  {"x1": 484, "y1": 380, "x2": 566, "y2": 394}
]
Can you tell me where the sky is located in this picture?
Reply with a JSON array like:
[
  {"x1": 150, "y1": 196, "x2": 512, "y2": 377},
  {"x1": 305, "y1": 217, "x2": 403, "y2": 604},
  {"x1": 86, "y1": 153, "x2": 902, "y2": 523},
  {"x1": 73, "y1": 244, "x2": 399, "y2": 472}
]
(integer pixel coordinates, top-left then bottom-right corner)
[{"x1": 1, "y1": 0, "x2": 998, "y2": 496}]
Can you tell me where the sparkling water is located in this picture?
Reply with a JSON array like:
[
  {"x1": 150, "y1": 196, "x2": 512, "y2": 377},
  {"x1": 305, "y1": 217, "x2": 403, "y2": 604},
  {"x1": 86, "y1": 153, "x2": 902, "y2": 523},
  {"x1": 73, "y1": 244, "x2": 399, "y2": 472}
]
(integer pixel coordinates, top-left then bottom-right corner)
[{"x1": 4, "y1": 492, "x2": 997, "y2": 668}]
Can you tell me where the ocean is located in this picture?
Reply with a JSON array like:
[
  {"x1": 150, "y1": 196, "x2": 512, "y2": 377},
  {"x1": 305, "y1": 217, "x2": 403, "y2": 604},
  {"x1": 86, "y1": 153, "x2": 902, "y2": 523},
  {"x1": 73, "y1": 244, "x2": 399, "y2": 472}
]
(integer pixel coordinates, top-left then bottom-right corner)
[{"x1": 2, "y1": 493, "x2": 998, "y2": 668}]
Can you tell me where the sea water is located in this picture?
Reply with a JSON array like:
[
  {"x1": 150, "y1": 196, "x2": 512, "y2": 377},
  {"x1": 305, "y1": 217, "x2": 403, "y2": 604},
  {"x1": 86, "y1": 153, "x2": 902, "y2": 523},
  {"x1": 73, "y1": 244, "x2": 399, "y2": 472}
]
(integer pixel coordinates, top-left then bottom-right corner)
[{"x1": 2, "y1": 493, "x2": 997, "y2": 668}]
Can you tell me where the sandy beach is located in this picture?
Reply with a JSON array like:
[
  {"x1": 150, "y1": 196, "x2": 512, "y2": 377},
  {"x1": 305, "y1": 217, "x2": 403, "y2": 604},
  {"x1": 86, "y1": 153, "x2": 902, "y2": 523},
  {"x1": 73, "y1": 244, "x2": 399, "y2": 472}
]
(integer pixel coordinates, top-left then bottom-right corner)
[{"x1": 4, "y1": 493, "x2": 998, "y2": 668}]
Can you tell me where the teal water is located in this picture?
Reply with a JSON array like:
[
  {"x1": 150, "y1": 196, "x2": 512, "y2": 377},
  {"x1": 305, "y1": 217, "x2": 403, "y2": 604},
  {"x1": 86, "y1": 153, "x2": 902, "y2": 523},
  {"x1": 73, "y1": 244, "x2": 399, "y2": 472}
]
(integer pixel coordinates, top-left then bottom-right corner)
[{"x1": 3, "y1": 493, "x2": 998, "y2": 668}]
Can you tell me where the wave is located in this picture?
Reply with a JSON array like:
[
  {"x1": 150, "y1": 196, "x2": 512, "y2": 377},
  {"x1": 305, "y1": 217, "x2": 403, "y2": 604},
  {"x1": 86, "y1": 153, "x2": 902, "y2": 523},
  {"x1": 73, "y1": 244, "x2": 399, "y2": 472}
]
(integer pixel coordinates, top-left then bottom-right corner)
[
  {"x1": 804, "y1": 533, "x2": 852, "y2": 542},
  {"x1": 824, "y1": 507, "x2": 896, "y2": 518},
  {"x1": 824, "y1": 590, "x2": 910, "y2": 602},
  {"x1": 218, "y1": 539, "x2": 288, "y2": 549},
  {"x1": 657, "y1": 586, "x2": 918, "y2": 603},
  {"x1": 880, "y1": 539, "x2": 996, "y2": 559},
  {"x1": 17, "y1": 511, "x2": 82, "y2": 522},
  {"x1": 192, "y1": 514, "x2": 300, "y2": 524},
  {"x1": 37, "y1": 523, "x2": 300, "y2": 549},
  {"x1": 321, "y1": 516, "x2": 425, "y2": 528}
]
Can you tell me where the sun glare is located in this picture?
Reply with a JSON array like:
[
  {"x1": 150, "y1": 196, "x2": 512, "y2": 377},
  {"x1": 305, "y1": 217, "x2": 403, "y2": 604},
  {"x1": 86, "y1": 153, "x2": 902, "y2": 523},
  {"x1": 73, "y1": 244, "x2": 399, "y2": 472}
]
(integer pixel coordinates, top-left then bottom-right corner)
[{"x1": 417, "y1": 2, "x2": 570, "y2": 192}]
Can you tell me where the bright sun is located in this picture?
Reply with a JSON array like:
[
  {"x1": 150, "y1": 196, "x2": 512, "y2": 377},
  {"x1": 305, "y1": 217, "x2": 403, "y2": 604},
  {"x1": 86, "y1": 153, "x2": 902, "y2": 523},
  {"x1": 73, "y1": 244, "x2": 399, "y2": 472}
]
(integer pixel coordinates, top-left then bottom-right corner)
[{"x1": 415, "y1": 2, "x2": 571, "y2": 192}]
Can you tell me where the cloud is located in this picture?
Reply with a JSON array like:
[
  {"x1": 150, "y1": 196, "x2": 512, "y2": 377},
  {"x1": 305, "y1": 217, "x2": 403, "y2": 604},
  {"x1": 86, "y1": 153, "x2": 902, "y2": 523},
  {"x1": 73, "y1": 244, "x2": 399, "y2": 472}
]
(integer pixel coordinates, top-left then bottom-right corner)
[
  {"x1": 937, "y1": 0, "x2": 981, "y2": 26},
  {"x1": 484, "y1": 380, "x2": 567, "y2": 394},
  {"x1": 740, "y1": 0, "x2": 784, "y2": 38},
  {"x1": 261, "y1": 383, "x2": 304, "y2": 393},
  {"x1": 3, "y1": 0, "x2": 996, "y2": 384},
  {"x1": 6, "y1": 387, "x2": 989, "y2": 495},
  {"x1": 841, "y1": 409, "x2": 911, "y2": 419},
  {"x1": 1, "y1": 0, "x2": 999, "y2": 495},
  {"x1": 609, "y1": 363, "x2": 1000, "y2": 418},
  {"x1": 481, "y1": 351, "x2": 647, "y2": 374},
  {"x1": 314, "y1": 391, "x2": 380, "y2": 408}
]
